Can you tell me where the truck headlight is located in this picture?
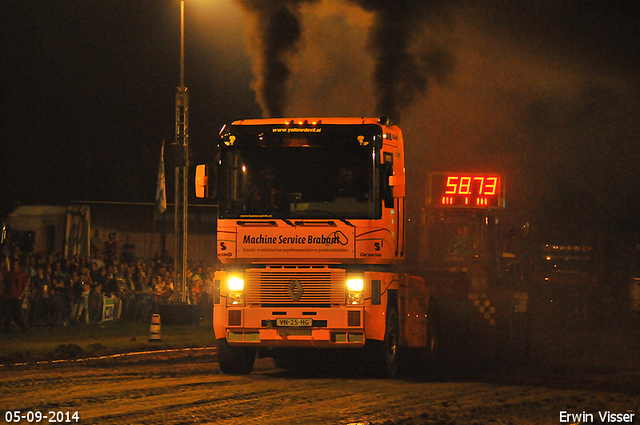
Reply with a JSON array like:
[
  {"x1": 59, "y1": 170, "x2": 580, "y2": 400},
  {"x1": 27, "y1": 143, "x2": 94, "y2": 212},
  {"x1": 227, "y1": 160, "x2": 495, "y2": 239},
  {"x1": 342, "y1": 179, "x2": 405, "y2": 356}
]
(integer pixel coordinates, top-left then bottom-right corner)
[
  {"x1": 346, "y1": 277, "x2": 364, "y2": 305},
  {"x1": 228, "y1": 276, "x2": 245, "y2": 305},
  {"x1": 347, "y1": 278, "x2": 364, "y2": 292},
  {"x1": 228, "y1": 276, "x2": 245, "y2": 291}
]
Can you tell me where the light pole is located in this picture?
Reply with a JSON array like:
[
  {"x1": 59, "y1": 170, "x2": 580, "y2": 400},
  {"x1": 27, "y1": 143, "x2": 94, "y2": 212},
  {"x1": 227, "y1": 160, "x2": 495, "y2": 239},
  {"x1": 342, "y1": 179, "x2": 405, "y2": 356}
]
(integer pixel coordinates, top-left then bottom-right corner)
[{"x1": 174, "y1": 0, "x2": 189, "y2": 304}]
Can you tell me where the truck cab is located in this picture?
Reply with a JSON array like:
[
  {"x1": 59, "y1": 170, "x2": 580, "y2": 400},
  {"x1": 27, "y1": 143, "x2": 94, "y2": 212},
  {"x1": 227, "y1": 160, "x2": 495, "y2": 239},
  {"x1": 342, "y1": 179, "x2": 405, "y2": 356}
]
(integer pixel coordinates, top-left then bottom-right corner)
[{"x1": 196, "y1": 117, "x2": 436, "y2": 376}]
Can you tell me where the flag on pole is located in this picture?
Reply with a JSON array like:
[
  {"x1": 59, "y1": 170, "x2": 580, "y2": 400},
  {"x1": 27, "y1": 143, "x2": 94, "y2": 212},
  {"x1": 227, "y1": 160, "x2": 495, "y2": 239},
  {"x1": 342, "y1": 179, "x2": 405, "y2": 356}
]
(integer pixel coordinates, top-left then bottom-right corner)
[{"x1": 156, "y1": 140, "x2": 167, "y2": 213}]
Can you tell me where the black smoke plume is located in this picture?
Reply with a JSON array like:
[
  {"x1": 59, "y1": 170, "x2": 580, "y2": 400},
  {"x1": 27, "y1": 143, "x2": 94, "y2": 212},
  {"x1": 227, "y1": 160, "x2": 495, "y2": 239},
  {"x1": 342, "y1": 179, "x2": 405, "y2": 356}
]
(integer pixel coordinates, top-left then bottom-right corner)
[
  {"x1": 349, "y1": 0, "x2": 454, "y2": 122},
  {"x1": 239, "y1": 0, "x2": 453, "y2": 121},
  {"x1": 238, "y1": 0, "x2": 320, "y2": 118}
]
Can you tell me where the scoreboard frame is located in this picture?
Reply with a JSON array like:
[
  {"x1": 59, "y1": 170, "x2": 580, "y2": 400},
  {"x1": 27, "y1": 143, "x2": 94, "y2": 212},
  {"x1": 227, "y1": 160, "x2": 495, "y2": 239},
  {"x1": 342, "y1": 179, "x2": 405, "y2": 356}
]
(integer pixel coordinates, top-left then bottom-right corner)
[{"x1": 428, "y1": 173, "x2": 505, "y2": 209}]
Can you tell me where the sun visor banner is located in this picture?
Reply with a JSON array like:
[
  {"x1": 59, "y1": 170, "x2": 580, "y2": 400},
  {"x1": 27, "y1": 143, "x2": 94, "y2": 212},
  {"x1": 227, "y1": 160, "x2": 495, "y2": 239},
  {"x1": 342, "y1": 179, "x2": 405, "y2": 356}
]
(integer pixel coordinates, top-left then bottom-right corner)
[{"x1": 235, "y1": 226, "x2": 355, "y2": 259}]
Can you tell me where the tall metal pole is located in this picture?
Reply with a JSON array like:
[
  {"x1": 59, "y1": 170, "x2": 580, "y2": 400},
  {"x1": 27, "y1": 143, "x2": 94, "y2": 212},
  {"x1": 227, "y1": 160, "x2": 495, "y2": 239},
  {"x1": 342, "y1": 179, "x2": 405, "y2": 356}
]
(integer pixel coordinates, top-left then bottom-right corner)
[
  {"x1": 180, "y1": 0, "x2": 185, "y2": 90},
  {"x1": 175, "y1": 0, "x2": 189, "y2": 303}
]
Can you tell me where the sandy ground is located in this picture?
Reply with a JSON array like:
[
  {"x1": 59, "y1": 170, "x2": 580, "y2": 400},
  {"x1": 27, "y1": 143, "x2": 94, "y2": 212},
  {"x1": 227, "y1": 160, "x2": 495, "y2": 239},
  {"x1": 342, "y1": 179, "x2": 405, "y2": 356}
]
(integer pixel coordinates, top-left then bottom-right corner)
[
  {"x1": 1, "y1": 317, "x2": 639, "y2": 425},
  {"x1": 1, "y1": 355, "x2": 639, "y2": 425},
  {"x1": 1, "y1": 306, "x2": 639, "y2": 424}
]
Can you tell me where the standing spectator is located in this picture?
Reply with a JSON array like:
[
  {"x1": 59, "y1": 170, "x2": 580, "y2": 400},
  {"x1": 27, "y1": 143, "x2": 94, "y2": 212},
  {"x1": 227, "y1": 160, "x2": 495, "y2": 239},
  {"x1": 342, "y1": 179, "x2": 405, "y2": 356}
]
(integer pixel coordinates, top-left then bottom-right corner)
[
  {"x1": 103, "y1": 232, "x2": 118, "y2": 264},
  {"x1": 2, "y1": 259, "x2": 29, "y2": 333},
  {"x1": 67, "y1": 271, "x2": 81, "y2": 324},
  {"x1": 50, "y1": 261, "x2": 68, "y2": 284},
  {"x1": 60, "y1": 270, "x2": 81, "y2": 326},
  {"x1": 192, "y1": 273, "x2": 203, "y2": 305},
  {"x1": 30, "y1": 265, "x2": 50, "y2": 326},
  {"x1": 89, "y1": 266, "x2": 106, "y2": 323},
  {"x1": 90, "y1": 229, "x2": 103, "y2": 260},
  {"x1": 190, "y1": 266, "x2": 203, "y2": 303},
  {"x1": 94, "y1": 265, "x2": 108, "y2": 291},
  {"x1": 79, "y1": 268, "x2": 92, "y2": 324},
  {"x1": 204, "y1": 268, "x2": 215, "y2": 298},
  {"x1": 134, "y1": 271, "x2": 153, "y2": 320},
  {"x1": 49, "y1": 275, "x2": 67, "y2": 325},
  {"x1": 152, "y1": 277, "x2": 172, "y2": 306},
  {"x1": 200, "y1": 268, "x2": 215, "y2": 320},
  {"x1": 23, "y1": 255, "x2": 37, "y2": 280},
  {"x1": 118, "y1": 264, "x2": 135, "y2": 319},
  {"x1": 18, "y1": 255, "x2": 35, "y2": 324},
  {"x1": 70, "y1": 271, "x2": 90, "y2": 324},
  {"x1": 184, "y1": 266, "x2": 194, "y2": 304},
  {"x1": 89, "y1": 261, "x2": 101, "y2": 284},
  {"x1": 104, "y1": 265, "x2": 122, "y2": 319}
]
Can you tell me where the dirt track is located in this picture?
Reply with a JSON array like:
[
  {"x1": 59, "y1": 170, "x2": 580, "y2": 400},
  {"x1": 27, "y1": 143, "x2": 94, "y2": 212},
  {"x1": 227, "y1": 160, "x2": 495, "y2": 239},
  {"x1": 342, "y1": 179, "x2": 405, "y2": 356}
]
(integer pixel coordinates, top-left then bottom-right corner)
[
  {"x1": 1, "y1": 313, "x2": 639, "y2": 425},
  {"x1": 1, "y1": 342, "x2": 639, "y2": 425}
]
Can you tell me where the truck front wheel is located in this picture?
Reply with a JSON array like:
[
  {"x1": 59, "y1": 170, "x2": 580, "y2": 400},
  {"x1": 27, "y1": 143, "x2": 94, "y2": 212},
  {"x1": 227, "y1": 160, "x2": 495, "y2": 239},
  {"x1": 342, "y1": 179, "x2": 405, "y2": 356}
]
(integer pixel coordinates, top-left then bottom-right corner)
[
  {"x1": 216, "y1": 338, "x2": 256, "y2": 375},
  {"x1": 383, "y1": 308, "x2": 400, "y2": 377}
]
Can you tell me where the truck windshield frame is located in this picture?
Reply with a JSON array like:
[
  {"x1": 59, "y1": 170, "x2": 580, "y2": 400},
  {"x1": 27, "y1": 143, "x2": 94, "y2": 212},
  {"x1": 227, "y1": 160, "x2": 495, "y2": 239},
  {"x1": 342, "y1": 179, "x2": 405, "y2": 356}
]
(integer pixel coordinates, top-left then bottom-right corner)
[{"x1": 217, "y1": 123, "x2": 382, "y2": 220}]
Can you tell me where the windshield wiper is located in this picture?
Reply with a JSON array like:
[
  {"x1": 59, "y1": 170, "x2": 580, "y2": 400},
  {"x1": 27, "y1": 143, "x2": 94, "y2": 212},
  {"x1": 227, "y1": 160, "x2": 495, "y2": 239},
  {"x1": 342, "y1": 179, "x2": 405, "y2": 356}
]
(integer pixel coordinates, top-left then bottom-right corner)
[{"x1": 279, "y1": 218, "x2": 295, "y2": 227}]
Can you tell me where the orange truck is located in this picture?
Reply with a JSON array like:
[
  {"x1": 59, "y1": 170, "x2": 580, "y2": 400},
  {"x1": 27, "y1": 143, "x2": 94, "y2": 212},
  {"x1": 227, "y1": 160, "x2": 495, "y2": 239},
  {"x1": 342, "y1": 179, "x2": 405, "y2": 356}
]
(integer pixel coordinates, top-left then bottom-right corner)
[{"x1": 195, "y1": 117, "x2": 437, "y2": 376}]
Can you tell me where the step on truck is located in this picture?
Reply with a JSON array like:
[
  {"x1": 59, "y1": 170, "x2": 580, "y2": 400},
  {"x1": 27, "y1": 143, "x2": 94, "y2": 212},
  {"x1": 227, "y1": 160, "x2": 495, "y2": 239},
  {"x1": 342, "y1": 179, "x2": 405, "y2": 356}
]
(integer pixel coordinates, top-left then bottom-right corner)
[{"x1": 195, "y1": 117, "x2": 438, "y2": 376}]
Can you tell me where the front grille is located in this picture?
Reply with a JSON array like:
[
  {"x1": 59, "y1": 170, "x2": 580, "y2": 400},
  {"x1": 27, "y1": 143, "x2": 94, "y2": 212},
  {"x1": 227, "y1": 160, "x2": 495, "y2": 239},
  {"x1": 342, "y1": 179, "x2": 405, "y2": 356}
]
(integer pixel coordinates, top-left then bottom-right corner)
[
  {"x1": 281, "y1": 329, "x2": 312, "y2": 336},
  {"x1": 245, "y1": 266, "x2": 345, "y2": 306}
]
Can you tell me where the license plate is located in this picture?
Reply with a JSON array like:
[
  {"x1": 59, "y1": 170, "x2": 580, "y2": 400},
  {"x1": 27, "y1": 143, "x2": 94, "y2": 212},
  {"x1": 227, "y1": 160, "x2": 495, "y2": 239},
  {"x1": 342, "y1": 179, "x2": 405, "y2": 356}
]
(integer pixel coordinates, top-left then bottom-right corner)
[{"x1": 276, "y1": 318, "x2": 313, "y2": 327}]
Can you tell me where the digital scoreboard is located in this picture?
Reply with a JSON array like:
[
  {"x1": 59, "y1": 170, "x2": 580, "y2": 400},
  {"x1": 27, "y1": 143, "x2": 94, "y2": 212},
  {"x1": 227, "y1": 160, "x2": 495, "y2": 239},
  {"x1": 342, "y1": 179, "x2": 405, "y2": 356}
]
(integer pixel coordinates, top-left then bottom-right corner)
[{"x1": 429, "y1": 173, "x2": 504, "y2": 209}]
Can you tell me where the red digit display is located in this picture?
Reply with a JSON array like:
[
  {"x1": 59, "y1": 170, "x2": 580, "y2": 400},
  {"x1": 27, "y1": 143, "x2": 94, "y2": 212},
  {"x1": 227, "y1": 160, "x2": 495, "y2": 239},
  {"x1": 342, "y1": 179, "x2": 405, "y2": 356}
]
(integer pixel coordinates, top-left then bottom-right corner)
[
  {"x1": 430, "y1": 173, "x2": 504, "y2": 209},
  {"x1": 459, "y1": 177, "x2": 472, "y2": 194},
  {"x1": 445, "y1": 176, "x2": 458, "y2": 194}
]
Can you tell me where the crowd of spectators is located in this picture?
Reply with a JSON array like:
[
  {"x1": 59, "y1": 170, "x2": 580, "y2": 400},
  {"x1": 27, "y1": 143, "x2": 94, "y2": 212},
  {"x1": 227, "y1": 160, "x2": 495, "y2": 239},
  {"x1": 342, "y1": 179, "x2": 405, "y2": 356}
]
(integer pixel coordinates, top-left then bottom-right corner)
[{"x1": 0, "y1": 230, "x2": 215, "y2": 333}]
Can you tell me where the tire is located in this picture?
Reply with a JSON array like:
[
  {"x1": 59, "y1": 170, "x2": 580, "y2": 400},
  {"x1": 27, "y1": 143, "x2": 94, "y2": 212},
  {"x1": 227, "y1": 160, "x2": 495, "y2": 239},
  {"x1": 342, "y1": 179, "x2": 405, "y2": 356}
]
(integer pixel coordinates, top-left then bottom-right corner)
[
  {"x1": 382, "y1": 308, "x2": 400, "y2": 377},
  {"x1": 216, "y1": 338, "x2": 256, "y2": 375}
]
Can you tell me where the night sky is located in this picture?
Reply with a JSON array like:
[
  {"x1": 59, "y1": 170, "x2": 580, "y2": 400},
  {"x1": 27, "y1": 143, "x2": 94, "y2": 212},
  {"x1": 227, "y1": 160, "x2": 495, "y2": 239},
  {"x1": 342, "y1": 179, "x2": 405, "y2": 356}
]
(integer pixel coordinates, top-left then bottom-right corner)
[{"x1": 3, "y1": 0, "x2": 640, "y2": 245}]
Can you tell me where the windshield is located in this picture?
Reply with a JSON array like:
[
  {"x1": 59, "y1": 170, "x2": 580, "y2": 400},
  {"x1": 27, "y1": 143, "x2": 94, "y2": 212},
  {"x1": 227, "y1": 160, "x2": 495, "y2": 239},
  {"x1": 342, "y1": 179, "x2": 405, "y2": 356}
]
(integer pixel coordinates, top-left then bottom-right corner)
[{"x1": 217, "y1": 123, "x2": 381, "y2": 219}]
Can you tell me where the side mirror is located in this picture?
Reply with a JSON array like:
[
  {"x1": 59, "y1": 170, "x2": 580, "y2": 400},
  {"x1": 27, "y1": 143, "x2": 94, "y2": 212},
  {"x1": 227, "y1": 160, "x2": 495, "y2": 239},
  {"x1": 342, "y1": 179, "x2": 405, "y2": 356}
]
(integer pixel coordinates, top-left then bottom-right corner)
[
  {"x1": 388, "y1": 175, "x2": 405, "y2": 197},
  {"x1": 195, "y1": 164, "x2": 209, "y2": 198}
]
